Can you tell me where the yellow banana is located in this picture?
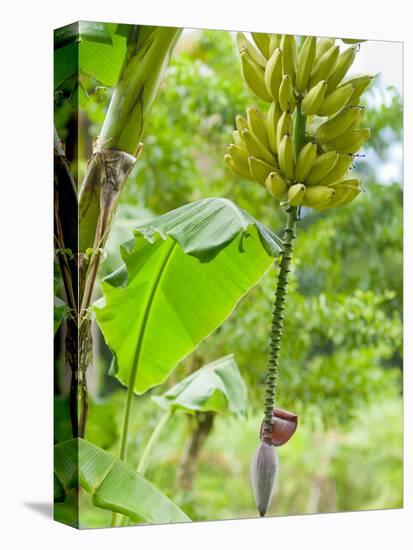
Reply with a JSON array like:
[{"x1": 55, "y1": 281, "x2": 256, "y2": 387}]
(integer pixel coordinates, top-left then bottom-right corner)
[
  {"x1": 276, "y1": 111, "x2": 294, "y2": 150},
  {"x1": 317, "y1": 153, "x2": 354, "y2": 186},
  {"x1": 315, "y1": 106, "x2": 365, "y2": 142},
  {"x1": 278, "y1": 134, "x2": 296, "y2": 180},
  {"x1": 308, "y1": 45, "x2": 340, "y2": 88},
  {"x1": 224, "y1": 154, "x2": 255, "y2": 181},
  {"x1": 322, "y1": 128, "x2": 370, "y2": 154},
  {"x1": 247, "y1": 107, "x2": 271, "y2": 151},
  {"x1": 248, "y1": 156, "x2": 275, "y2": 185},
  {"x1": 327, "y1": 47, "x2": 357, "y2": 91},
  {"x1": 301, "y1": 80, "x2": 327, "y2": 115},
  {"x1": 295, "y1": 142, "x2": 318, "y2": 181},
  {"x1": 240, "y1": 51, "x2": 273, "y2": 102},
  {"x1": 306, "y1": 151, "x2": 339, "y2": 185},
  {"x1": 267, "y1": 101, "x2": 282, "y2": 153},
  {"x1": 279, "y1": 74, "x2": 296, "y2": 112},
  {"x1": 296, "y1": 36, "x2": 317, "y2": 93},
  {"x1": 264, "y1": 48, "x2": 283, "y2": 100},
  {"x1": 251, "y1": 32, "x2": 271, "y2": 58},
  {"x1": 302, "y1": 185, "x2": 335, "y2": 208},
  {"x1": 265, "y1": 171, "x2": 288, "y2": 199},
  {"x1": 288, "y1": 183, "x2": 306, "y2": 206},
  {"x1": 280, "y1": 34, "x2": 297, "y2": 83},
  {"x1": 316, "y1": 37, "x2": 335, "y2": 59},
  {"x1": 317, "y1": 83, "x2": 354, "y2": 116}
]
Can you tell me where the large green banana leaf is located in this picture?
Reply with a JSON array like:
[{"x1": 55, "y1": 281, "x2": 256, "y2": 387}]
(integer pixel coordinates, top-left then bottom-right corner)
[
  {"x1": 152, "y1": 354, "x2": 248, "y2": 416},
  {"x1": 95, "y1": 198, "x2": 282, "y2": 395},
  {"x1": 54, "y1": 438, "x2": 190, "y2": 524}
]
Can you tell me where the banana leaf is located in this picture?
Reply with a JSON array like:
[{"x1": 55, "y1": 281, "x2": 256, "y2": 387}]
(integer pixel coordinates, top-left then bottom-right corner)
[
  {"x1": 152, "y1": 354, "x2": 248, "y2": 416},
  {"x1": 54, "y1": 438, "x2": 190, "y2": 524},
  {"x1": 54, "y1": 296, "x2": 67, "y2": 334},
  {"x1": 95, "y1": 198, "x2": 282, "y2": 395}
]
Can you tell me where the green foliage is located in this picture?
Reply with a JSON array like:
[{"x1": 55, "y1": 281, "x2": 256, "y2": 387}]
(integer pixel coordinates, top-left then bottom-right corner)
[
  {"x1": 95, "y1": 198, "x2": 281, "y2": 395},
  {"x1": 54, "y1": 438, "x2": 190, "y2": 526},
  {"x1": 153, "y1": 354, "x2": 248, "y2": 416}
]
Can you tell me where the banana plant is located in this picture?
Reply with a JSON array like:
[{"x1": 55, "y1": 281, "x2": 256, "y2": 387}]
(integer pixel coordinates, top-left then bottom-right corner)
[{"x1": 226, "y1": 32, "x2": 372, "y2": 516}]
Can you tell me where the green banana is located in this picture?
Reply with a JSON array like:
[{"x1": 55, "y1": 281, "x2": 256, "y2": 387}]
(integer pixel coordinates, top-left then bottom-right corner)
[
  {"x1": 276, "y1": 111, "x2": 294, "y2": 150},
  {"x1": 342, "y1": 75, "x2": 375, "y2": 103},
  {"x1": 327, "y1": 47, "x2": 357, "y2": 91},
  {"x1": 265, "y1": 48, "x2": 283, "y2": 100},
  {"x1": 279, "y1": 74, "x2": 296, "y2": 112},
  {"x1": 306, "y1": 151, "x2": 339, "y2": 185},
  {"x1": 280, "y1": 34, "x2": 297, "y2": 83},
  {"x1": 265, "y1": 171, "x2": 288, "y2": 198},
  {"x1": 228, "y1": 143, "x2": 249, "y2": 167},
  {"x1": 316, "y1": 37, "x2": 335, "y2": 59},
  {"x1": 242, "y1": 128, "x2": 275, "y2": 165},
  {"x1": 247, "y1": 107, "x2": 271, "y2": 151},
  {"x1": 232, "y1": 130, "x2": 246, "y2": 149},
  {"x1": 308, "y1": 45, "x2": 340, "y2": 88},
  {"x1": 322, "y1": 128, "x2": 370, "y2": 154},
  {"x1": 324, "y1": 179, "x2": 361, "y2": 208},
  {"x1": 278, "y1": 134, "x2": 296, "y2": 180},
  {"x1": 288, "y1": 183, "x2": 306, "y2": 206},
  {"x1": 267, "y1": 101, "x2": 282, "y2": 153},
  {"x1": 236, "y1": 115, "x2": 248, "y2": 135},
  {"x1": 269, "y1": 34, "x2": 281, "y2": 55},
  {"x1": 224, "y1": 154, "x2": 255, "y2": 181},
  {"x1": 248, "y1": 156, "x2": 275, "y2": 185},
  {"x1": 317, "y1": 83, "x2": 355, "y2": 116},
  {"x1": 296, "y1": 36, "x2": 317, "y2": 93},
  {"x1": 302, "y1": 185, "x2": 335, "y2": 208},
  {"x1": 315, "y1": 106, "x2": 365, "y2": 142},
  {"x1": 317, "y1": 153, "x2": 354, "y2": 186},
  {"x1": 301, "y1": 80, "x2": 327, "y2": 115},
  {"x1": 240, "y1": 51, "x2": 273, "y2": 102},
  {"x1": 341, "y1": 38, "x2": 366, "y2": 44},
  {"x1": 295, "y1": 142, "x2": 318, "y2": 181},
  {"x1": 251, "y1": 32, "x2": 271, "y2": 58},
  {"x1": 236, "y1": 32, "x2": 267, "y2": 68}
]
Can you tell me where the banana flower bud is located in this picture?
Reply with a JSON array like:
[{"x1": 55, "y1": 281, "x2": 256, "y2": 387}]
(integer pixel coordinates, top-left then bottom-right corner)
[{"x1": 250, "y1": 441, "x2": 279, "y2": 517}]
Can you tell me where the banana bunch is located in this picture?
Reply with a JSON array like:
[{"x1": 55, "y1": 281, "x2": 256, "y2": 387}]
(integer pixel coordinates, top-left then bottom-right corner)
[{"x1": 225, "y1": 33, "x2": 373, "y2": 211}]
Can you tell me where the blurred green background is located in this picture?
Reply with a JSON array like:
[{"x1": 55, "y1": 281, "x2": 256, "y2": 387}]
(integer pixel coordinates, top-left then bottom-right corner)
[{"x1": 54, "y1": 29, "x2": 403, "y2": 526}]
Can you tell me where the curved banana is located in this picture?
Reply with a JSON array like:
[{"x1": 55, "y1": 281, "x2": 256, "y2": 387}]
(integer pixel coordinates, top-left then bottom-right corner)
[
  {"x1": 279, "y1": 74, "x2": 296, "y2": 112},
  {"x1": 233, "y1": 130, "x2": 246, "y2": 149},
  {"x1": 247, "y1": 107, "x2": 271, "y2": 151},
  {"x1": 327, "y1": 47, "x2": 357, "y2": 91},
  {"x1": 251, "y1": 33, "x2": 271, "y2": 59},
  {"x1": 269, "y1": 34, "x2": 281, "y2": 55},
  {"x1": 296, "y1": 36, "x2": 317, "y2": 93},
  {"x1": 267, "y1": 101, "x2": 282, "y2": 153},
  {"x1": 308, "y1": 45, "x2": 340, "y2": 89},
  {"x1": 228, "y1": 144, "x2": 249, "y2": 167},
  {"x1": 317, "y1": 83, "x2": 355, "y2": 116},
  {"x1": 295, "y1": 142, "x2": 318, "y2": 181},
  {"x1": 315, "y1": 106, "x2": 365, "y2": 142},
  {"x1": 278, "y1": 134, "x2": 296, "y2": 180},
  {"x1": 276, "y1": 111, "x2": 294, "y2": 150},
  {"x1": 306, "y1": 151, "x2": 339, "y2": 185},
  {"x1": 224, "y1": 154, "x2": 255, "y2": 181},
  {"x1": 301, "y1": 80, "x2": 327, "y2": 115},
  {"x1": 343, "y1": 75, "x2": 375, "y2": 103},
  {"x1": 317, "y1": 153, "x2": 354, "y2": 186},
  {"x1": 265, "y1": 171, "x2": 288, "y2": 198},
  {"x1": 236, "y1": 32, "x2": 267, "y2": 68},
  {"x1": 322, "y1": 128, "x2": 371, "y2": 154},
  {"x1": 242, "y1": 128, "x2": 275, "y2": 165},
  {"x1": 280, "y1": 34, "x2": 297, "y2": 83},
  {"x1": 265, "y1": 48, "x2": 283, "y2": 100},
  {"x1": 288, "y1": 183, "x2": 306, "y2": 206},
  {"x1": 302, "y1": 185, "x2": 335, "y2": 208},
  {"x1": 316, "y1": 37, "x2": 335, "y2": 59},
  {"x1": 240, "y1": 51, "x2": 273, "y2": 102},
  {"x1": 249, "y1": 156, "x2": 276, "y2": 185}
]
